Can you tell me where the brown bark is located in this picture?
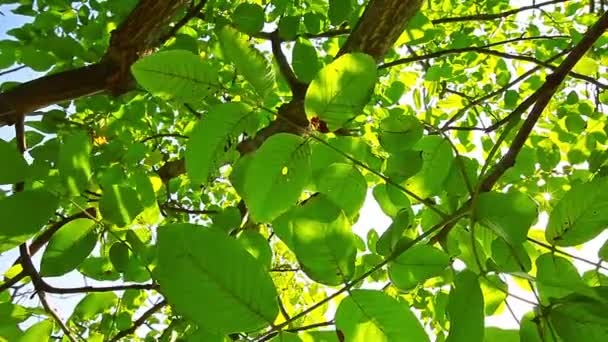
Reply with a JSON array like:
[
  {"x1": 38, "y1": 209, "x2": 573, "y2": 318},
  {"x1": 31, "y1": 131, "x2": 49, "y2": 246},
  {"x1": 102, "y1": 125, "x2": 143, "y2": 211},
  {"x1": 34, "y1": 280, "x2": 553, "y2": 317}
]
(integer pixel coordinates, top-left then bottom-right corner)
[
  {"x1": 0, "y1": 0, "x2": 189, "y2": 126},
  {"x1": 337, "y1": 0, "x2": 424, "y2": 61},
  {"x1": 160, "y1": 0, "x2": 426, "y2": 182}
]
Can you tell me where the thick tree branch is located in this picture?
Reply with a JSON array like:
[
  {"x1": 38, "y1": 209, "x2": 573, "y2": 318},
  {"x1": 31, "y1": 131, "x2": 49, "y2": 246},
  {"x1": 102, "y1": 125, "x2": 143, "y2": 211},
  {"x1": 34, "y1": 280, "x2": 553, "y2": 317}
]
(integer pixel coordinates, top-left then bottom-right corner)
[
  {"x1": 480, "y1": 10, "x2": 608, "y2": 192},
  {"x1": 269, "y1": 30, "x2": 308, "y2": 98},
  {"x1": 158, "y1": 0, "x2": 209, "y2": 43},
  {"x1": 431, "y1": 0, "x2": 569, "y2": 24},
  {"x1": 0, "y1": 0, "x2": 194, "y2": 126},
  {"x1": 337, "y1": 0, "x2": 423, "y2": 61}
]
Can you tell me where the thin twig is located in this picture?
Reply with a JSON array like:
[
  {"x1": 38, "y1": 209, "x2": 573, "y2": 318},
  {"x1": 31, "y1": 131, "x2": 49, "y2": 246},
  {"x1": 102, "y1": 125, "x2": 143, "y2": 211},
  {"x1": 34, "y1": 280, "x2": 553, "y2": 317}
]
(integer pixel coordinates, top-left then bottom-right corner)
[
  {"x1": 527, "y1": 237, "x2": 608, "y2": 271},
  {"x1": 0, "y1": 65, "x2": 26, "y2": 77},
  {"x1": 432, "y1": 0, "x2": 569, "y2": 24},
  {"x1": 480, "y1": 10, "x2": 608, "y2": 191},
  {"x1": 108, "y1": 300, "x2": 168, "y2": 342},
  {"x1": 158, "y1": 0, "x2": 209, "y2": 44},
  {"x1": 139, "y1": 133, "x2": 188, "y2": 143}
]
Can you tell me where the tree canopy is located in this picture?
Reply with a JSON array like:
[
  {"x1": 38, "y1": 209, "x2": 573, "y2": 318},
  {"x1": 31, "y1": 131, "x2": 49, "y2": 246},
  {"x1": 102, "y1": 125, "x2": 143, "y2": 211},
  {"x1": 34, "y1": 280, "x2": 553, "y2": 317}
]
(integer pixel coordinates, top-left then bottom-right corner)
[{"x1": 1, "y1": 0, "x2": 608, "y2": 341}]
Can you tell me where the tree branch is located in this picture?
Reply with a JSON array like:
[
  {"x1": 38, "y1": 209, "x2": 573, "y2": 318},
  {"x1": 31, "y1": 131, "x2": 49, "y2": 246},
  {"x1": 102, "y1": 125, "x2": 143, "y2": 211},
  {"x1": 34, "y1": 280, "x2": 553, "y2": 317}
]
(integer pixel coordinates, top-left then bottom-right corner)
[
  {"x1": 432, "y1": 0, "x2": 569, "y2": 24},
  {"x1": 439, "y1": 49, "x2": 569, "y2": 131},
  {"x1": 269, "y1": 30, "x2": 307, "y2": 98},
  {"x1": 0, "y1": 65, "x2": 26, "y2": 77},
  {"x1": 19, "y1": 244, "x2": 78, "y2": 342},
  {"x1": 480, "y1": 10, "x2": 608, "y2": 192},
  {"x1": 108, "y1": 299, "x2": 167, "y2": 342},
  {"x1": 337, "y1": 0, "x2": 424, "y2": 61},
  {"x1": 158, "y1": 0, "x2": 209, "y2": 44}
]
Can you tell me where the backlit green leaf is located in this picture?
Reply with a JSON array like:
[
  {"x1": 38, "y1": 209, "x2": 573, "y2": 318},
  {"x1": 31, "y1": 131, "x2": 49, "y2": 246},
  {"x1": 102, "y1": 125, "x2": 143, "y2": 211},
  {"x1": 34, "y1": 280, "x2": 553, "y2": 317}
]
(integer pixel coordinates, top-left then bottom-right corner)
[
  {"x1": 58, "y1": 130, "x2": 92, "y2": 196},
  {"x1": 405, "y1": 136, "x2": 454, "y2": 198},
  {"x1": 186, "y1": 102, "x2": 253, "y2": 184},
  {"x1": 546, "y1": 177, "x2": 608, "y2": 246},
  {"x1": 40, "y1": 218, "x2": 97, "y2": 277},
  {"x1": 218, "y1": 26, "x2": 275, "y2": 98},
  {"x1": 157, "y1": 224, "x2": 278, "y2": 334},
  {"x1": 388, "y1": 244, "x2": 450, "y2": 290},
  {"x1": 0, "y1": 139, "x2": 28, "y2": 184},
  {"x1": 447, "y1": 270, "x2": 484, "y2": 342},
  {"x1": 305, "y1": 53, "x2": 377, "y2": 131},
  {"x1": 232, "y1": 3, "x2": 265, "y2": 34},
  {"x1": 19, "y1": 320, "x2": 53, "y2": 342},
  {"x1": 292, "y1": 38, "x2": 321, "y2": 83},
  {"x1": 243, "y1": 133, "x2": 311, "y2": 223},
  {"x1": 335, "y1": 289, "x2": 429, "y2": 342},
  {"x1": 99, "y1": 185, "x2": 144, "y2": 227},
  {"x1": 315, "y1": 163, "x2": 366, "y2": 217},
  {"x1": 72, "y1": 292, "x2": 117, "y2": 320},
  {"x1": 475, "y1": 192, "x2": 537, "y2": 244},
  {"x1": 291, "y1": 195, "x2": 357, "y2": 285},
  {"x1": 0, "y1": 190, "x2": 59, "y2": 253},
  {"x1": 131, "y1": 49, "x2": 219, "y2": 104}
]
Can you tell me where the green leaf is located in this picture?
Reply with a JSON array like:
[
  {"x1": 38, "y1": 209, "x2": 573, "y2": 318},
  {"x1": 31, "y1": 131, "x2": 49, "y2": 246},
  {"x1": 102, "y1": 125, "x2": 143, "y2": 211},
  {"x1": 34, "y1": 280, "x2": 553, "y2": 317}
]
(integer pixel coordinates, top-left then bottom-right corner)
[
  {"x1": 376, "y1": 209, "x2": 412, "y2": 256},
  {"x1": 405, "y1": 136, "x2": 454, "y2": 198},
  {"x1": 58, "y1": 130, "x2": 92, "y2": 196},
  {"x1": 186, "y1": 102, "x2": 253, "y2": 184},
  {"x1": 444, "y1": 156, "x2": 478, "y2": 197},
  {"x1": 156, "y1": 224, "x2": 278, "y2": 334},
  {"x1": 490, "y1": 239, "x2": 531, "y2": 273},
  {"x1": 292, "y1": 38, "x2": 321, "y2": 83},
  {"x1": 20, "y1": 46, "x2": 55, "y2": 71},
  {"x1": 291, "y1": 195, "x2": 357, "y2": 285},
  {"x1": 335, "y1": 289, "x2": 429, "y2": 342},
  {"x1": 573, "y1": 57, "x2": 599, "y2": 76},
  {"x1": 40, "y1": 218, "x2": 97, "y2": 277},
  {"x1": 243, "y1": 133, "x2": 311, "y2": 223},
  {"x1": 328, "y1": 0, "x2": 353, "y2": 25},
  {"x1": 238, "y1": 230, "x2": 272, "y2": 269},
  {"x1": 547, "y1": 292, "x2": 608, "y2": 341},
  {"x1": 480, "y1": 275, "x2": 508, "y2": 316},
  {"x1": 131, "y1": 49, "x2": 219, "y2": 104},
  {"x1": 546, "y1": 177, "x2": 608, "y2": 246},
  {"x1": 19, "y1": 320, "x2": 53, "y2": 342},
  {"x1": 373, "y1": 183, "x2": 412, "y2": 218},
  {"x1": 0, "y1": 190, "x2": 59, "y2": 253},
  {"x1": 378, "y1": 114, "x2": 423, "y2": 153},
  {"x1": 232, "y1": 3, "x2": 265, "y2": 35},
  {"x1": 0, "y1": 139, "x2": 28, "y2": 184},
  {"x1": 385, "y1": 150, "x2": 423, "y2": 183},
  {"x1": 388, "y1": 244, "x2": 450, "y2": 290},
  {"x1": 72, "y1": 292, "x2": 118, "y2": 320},
  {"x1": 475, "y1": 192, "x2": 537, "y2": 244},
  {"x1": 278, "y1": 16, "x2": 300, "y2": 40},
  {"x1": 484, "y1": 327, "x2": 518, "y2": 342},
  {"x1": 305, "y1": 53, "x2": 377, "y2": 131},
  {"x1": 447, "y1": 270, "x2": 484, "y2": 342},
  {"x1": 99, "y1": 185, "x2": 144, "y2": 227},
  {"x1": 218, "y1": 26, "x2": 275, "y2": 98},
  {"x1": 503, "y1": 90, "x2": 519, "y2": 109},
  {"x1": 536, "y1": 253, "x2": 597, "y2": 304},
  {"x1": 303, "y1": 12, "x2": 323, "y2": 34},
  {"x1": 109, "y1": 242, "x2": 130, "y2": 273},
  {"x1": 315, "y1": 163, "x2": 366, "y2": 217}
]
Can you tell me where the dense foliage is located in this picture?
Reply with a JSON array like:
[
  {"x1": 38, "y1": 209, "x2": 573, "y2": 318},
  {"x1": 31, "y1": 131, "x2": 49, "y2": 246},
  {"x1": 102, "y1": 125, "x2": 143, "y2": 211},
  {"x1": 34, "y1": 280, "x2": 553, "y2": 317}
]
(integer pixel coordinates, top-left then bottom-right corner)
[{"x1": 1, "y1": 0, "x2": 608, "y2": 341}]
